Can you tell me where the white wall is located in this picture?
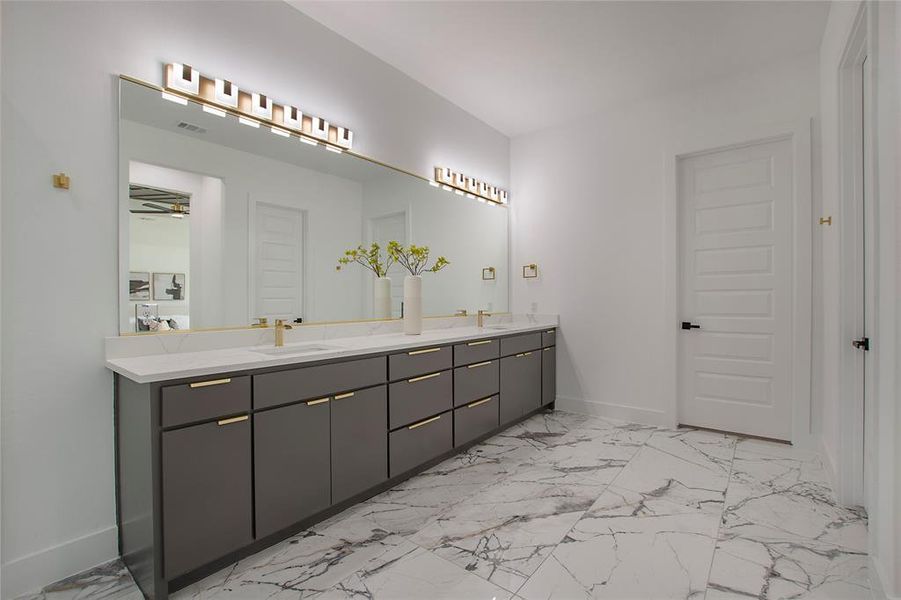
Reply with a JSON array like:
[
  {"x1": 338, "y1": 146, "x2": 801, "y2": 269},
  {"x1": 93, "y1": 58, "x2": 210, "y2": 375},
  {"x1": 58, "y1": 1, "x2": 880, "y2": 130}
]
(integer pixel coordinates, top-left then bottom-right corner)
[
  {"x1": 510, "y1": 53, "x2": 819, "y2": 426},
  {"x1": 817, "y1": 1, "x2": 899, "y2": 596},
  {"x1": 0, "y1": 2, "x2": 508, "y2": 597}
]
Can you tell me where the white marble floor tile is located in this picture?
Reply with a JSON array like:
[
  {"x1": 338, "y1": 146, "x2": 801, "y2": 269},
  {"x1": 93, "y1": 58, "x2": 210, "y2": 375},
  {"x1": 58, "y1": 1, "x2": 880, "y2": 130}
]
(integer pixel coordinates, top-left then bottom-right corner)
[
  {"x1": 172, "y1": 523, "x2": 418, "y2": 599},
  {"x1": 15, "y1": 561, "x2": 142, "y2": 600},
  {"x1": 318, "y1": 547, "x2": 514, "y2": 600},
  {"x1": 519, "y1": 486, "x2": 720, "y2": 600},
  {"x1": 706, "y1": 534, "x2": 870, "y2": 600}
]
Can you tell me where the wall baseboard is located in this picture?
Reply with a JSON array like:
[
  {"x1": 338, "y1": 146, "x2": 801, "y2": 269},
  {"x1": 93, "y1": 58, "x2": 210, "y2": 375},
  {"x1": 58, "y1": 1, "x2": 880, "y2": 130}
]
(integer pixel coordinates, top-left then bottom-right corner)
[
  {"x1": 0, "y1": 525, "x2": 118, "y2": 600},
  {"x1": 869, "y1": 555, "x2": 898, "y2": 600},
  {"x1": 556, "y1": 395, "x2": 673, "y2": 428}
]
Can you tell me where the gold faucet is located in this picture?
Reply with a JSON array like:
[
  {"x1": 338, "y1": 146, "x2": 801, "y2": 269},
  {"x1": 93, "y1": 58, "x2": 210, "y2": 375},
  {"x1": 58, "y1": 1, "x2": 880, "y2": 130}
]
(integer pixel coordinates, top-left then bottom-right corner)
[
  {"x1": 477, "y1": 309, "x2": 492, "y2": 328},
  {"x1": 274, "y1": 319, "x2": 293, "y2": 347}
]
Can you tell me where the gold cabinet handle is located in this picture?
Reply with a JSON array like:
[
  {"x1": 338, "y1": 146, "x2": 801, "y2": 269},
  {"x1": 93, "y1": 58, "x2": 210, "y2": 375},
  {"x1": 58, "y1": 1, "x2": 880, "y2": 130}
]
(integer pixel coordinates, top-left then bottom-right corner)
[
  {"x1": 306, "y1": 397, "x2": 330, "y2": 406},
  {"x1": 467, "y1": 340, "x2": 492, "y2": 347},
  {"x1": 546, "y1": 330, "x2": 555, "y2": 334},
  {"x1": 467, "y1": 361, "x2": 492, "y2": 369},
  {"x1": 544, "y1": 347, "x2": 552, "y2": 352},
  {"x1": 515, "y1": 352, "x2": 533, "y2": 357},
  {"x1": 190, "y1": 378, "x2": 231, "y2": 389},
  {"x1": 217, "y1": 415, "x2": 249, "y2": 426},
  {"x1": 408, "y1": 347, "x2": 441, "y2": 355},
  {"x1": 334, "y1": 391, "x2": 355, "y2": 400},
  {"x1": 467, "y1": 397, "x2": 493, "y2": 408},
  {"x1": 408, "y1": 372, "x2": 441, "y2": 383},
  {"x1": 408, "y1": 415, "x2": 441, "y2": 430}
]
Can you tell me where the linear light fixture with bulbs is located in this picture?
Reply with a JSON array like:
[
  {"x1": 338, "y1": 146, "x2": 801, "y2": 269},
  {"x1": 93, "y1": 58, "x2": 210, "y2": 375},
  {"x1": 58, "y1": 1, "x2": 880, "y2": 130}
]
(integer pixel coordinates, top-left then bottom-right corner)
[
  {"x1": 432, "y1": 167, "x2": 508, "y2": 206},
  {"x1": 163, "y1": 62, "x2": 354, "y2": 150}
]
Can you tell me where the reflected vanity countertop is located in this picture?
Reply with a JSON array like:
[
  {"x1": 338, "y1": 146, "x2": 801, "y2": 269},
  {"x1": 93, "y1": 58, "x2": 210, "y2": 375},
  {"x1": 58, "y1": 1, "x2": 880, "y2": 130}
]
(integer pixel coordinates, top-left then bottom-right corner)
[{"x1": 105, "y1": 315, "x2": 558, "y2": 384}]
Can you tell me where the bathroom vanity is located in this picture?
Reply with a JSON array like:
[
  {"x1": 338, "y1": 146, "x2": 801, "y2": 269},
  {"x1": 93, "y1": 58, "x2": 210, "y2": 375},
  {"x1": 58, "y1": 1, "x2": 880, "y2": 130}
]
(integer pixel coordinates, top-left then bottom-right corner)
[{"x1": 111, "y1": 324, "x2": 556, "y2": 599}]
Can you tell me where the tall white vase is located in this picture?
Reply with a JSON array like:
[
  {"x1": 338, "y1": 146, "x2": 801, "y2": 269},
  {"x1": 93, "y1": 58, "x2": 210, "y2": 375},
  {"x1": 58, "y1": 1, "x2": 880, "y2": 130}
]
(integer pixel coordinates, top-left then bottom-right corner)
[
  {"x1": 374, "y1": 276, "x2": 392, "y2": 319},
  {"x1": 403, "y1": 275, "x2": 423, "y2": 335}
]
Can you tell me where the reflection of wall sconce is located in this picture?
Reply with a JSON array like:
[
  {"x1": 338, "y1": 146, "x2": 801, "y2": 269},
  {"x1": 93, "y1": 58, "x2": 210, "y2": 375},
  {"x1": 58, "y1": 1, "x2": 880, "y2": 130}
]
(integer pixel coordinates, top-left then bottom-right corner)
[
  {"x1": 433, "y1": 166, "x2": 508, "y2": 206},
  {"x1": 522, "y1": 264, "x2": 538, "y2": 279},
  {"x1": 482, "y1": 267, "x2": 496, "y2": 280},
  {"x1": 52, "y1": 173, "x2": 70, "y2": 189}
]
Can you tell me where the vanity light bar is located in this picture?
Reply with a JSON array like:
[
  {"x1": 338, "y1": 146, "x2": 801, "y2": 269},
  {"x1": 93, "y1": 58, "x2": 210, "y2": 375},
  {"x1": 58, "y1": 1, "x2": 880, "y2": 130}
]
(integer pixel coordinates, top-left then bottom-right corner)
[
  {"x1": 163, "y1": 63, "x2": 354, "y2": 150},
  {"x1": 433, "y1": 167, "x2": 508, "y2": 206}
]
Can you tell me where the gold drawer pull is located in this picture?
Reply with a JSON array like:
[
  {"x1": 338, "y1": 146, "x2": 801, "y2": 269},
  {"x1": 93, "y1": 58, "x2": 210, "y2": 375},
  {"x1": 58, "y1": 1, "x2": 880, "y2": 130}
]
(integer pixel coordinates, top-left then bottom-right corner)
[
  {"x1": 467, "y1": 340, "x2": 492, "y2": 346},
  {"x1": 408, "y1": 347, "x2": 441, "y2": 355},
  {"x1": 408, "y1": 415, "x2": 441, "y2": 430},
  {"x1": 546, "y1": 330, "x2": 555, "y2": 334},
  {"x1": 467, "y1": 361, "x2": 492, "y2": 369},
  {"x1": 408, "y1": 372, "x2": 441, "y2": 383},
  {"x1": 306, "y1": 397, "x2": 330, "y2": 406},
  {"x1": 515, "y1": 352, "x2": 533, "y2": 358},
  {"x1": 544, "y1": 347, "x2": 552, "y2": 352},
  {"x1": 334, "y1": 392, "x2": 355, "y2": 400},
  {"x1": 467, "y1": 397, "x2": 493, "y2": 408},
  {"x1": 217, "y1": 415, "x2": 249, "y2": 426},
  {"x1": 190, "y1": 378, "x2": 231, "y2": 389}
]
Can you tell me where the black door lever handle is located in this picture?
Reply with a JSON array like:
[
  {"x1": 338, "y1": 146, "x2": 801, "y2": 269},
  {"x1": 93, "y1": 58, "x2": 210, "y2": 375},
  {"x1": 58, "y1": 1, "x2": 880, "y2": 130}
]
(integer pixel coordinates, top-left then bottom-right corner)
[{"x1": 681, "y1": 322, "x2": 701, "y2": 330}]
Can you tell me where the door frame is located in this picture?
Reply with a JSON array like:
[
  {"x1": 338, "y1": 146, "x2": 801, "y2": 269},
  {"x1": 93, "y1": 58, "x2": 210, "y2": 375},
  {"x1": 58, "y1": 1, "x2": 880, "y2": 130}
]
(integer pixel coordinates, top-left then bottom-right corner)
[
  {"x1": 247, "y1": 196, "x2": 308, "y2": 324},
  {"x1": 663, "y1": 119, "x2": 813, "y2": 447},
  {"x1": 836, "y1": 3, "x2": 874, "y2": 506}
]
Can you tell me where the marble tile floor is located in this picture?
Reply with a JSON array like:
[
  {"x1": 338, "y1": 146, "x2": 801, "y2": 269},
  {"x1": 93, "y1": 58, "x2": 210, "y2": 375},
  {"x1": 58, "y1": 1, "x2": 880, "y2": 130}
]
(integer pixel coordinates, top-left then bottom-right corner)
[{"x1": 18, "y1": 410, "x2": 869, "y2": 600}]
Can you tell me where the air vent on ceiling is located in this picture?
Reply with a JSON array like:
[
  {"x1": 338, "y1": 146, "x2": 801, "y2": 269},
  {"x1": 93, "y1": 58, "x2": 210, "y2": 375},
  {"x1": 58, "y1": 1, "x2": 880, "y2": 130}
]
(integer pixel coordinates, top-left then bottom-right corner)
[{"x1": 177, "y1": 121, "x2": 206, "y2": 134}]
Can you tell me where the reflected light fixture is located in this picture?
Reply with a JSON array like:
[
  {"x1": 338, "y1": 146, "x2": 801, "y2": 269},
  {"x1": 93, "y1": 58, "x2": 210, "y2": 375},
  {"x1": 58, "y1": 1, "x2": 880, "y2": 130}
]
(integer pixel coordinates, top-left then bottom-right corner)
[
  {"x1": 238, "y1": 116, "x2": 260, "y2": 128},
  {"x1": 161, "y1": 91, "x2": 188, "y2": 105},
  {"x1": 202, "y1": 104, "x2": 226, "y2": 117},
  {"x1": 433, "y1": 166, "x2": 508, "y2": 206}
]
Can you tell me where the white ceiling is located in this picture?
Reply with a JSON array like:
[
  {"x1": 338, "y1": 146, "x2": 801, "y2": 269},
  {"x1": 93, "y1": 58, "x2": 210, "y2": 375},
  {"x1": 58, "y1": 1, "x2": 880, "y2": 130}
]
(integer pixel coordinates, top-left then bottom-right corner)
[{"x1": 292, "y1": 1, "x2": 830, "y2": 137}]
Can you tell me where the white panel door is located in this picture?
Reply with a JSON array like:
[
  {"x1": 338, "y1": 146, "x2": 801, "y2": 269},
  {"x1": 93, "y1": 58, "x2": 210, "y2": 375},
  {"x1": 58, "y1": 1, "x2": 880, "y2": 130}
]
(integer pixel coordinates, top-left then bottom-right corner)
[
  {"x1": 254, "y1": 202, "x2": 303, "y2": 323},
  {"x1": 678, "y1": 138, "x2": 793, "y2": 440},
  {"x1": 370, "y1": 212, "x2": 406, "y2": 318}
]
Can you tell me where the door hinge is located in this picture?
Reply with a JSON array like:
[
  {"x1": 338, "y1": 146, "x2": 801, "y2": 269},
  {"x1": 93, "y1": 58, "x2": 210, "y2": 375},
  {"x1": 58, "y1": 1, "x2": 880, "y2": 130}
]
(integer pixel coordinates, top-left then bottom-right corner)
[{"x1": 852, "y1": 337, "x2": 870, "y2": 351}]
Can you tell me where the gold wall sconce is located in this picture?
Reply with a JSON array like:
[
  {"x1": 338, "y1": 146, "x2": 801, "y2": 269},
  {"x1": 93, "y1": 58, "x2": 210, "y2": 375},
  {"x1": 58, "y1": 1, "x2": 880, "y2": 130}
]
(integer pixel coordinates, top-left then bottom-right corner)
[
  {"x1": 522, "y1": 264, "x2": 538, "y2": 279},
  {"x1": 819, "y1": 216, "x2": 833, "y2": 226},
  {"x1": 52, "y1": 173, "x2": 70, "y2": 189},
  {"x1": 432, "y1": 166, "x2": 508, "y2": 207},
  {"x1": 162, "y1": 62, "x2": 354, "y2": 151},
  {"x1": 482, "y1": 267, "x2": 496, "y2": 280}
]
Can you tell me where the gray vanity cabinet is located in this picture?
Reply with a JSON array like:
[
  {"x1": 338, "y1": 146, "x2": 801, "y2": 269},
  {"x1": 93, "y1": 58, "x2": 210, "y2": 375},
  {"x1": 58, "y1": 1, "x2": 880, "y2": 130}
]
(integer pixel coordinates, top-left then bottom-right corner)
[
  {"x1": 161, "y1": 417, "x2": 253, "y2": 580},
  {"x1": 500, "y1": 351, "x2": 542, "y2": 424},
  {"x1": 254, "y1": 400, "x2": 331, "y2": 539},
  {"x1": 330, "y1": 385, "x2": 388, "y2": 504},
  {"x1": 542, "y1": 347, "x2": 556, "y2": 406}
]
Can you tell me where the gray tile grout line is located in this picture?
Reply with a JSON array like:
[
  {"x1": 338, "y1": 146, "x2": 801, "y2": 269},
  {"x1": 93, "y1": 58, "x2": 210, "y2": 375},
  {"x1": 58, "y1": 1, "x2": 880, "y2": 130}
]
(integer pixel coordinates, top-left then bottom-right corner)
[
  {"x1": 700, "y1": 435, "x2": 739, "y2": 600},
  {"x1": 509, "y1": 422, "x2": 658, "y2": 598}
]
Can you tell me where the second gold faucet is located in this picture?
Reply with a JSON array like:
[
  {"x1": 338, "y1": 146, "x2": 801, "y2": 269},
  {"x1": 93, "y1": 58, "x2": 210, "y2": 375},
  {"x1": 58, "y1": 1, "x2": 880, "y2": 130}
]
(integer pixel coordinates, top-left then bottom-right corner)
[
  {"x1": 274, "y1": 319, "x2": 293, "y2": 347},
  {"x1": 477, "y1": 309, "x2": 492, "y2": 328}
]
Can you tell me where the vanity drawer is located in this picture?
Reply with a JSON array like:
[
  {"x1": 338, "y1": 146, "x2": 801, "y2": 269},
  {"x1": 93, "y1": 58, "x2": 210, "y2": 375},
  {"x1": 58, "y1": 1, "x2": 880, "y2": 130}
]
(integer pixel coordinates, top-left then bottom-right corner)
[
  {"x1": 389, "y1": 346, "x2": 452, "y2": 380},
  {"x1": 389, "y1": 369, "x2": 452, "y2": 429},
  {"x1": 454, "y1": 396, "x2": 499, "y2": 447},
  {"x1": 161, "y1": 376, "x2": 251, "y2": 428},
  {"x1": 453, "y1": 360, "x2": 499, "y2": 407},
  {"x1": 389, "y1": 411, "x2": 452, "y2": 476},
  {"x1": 542, "y1": 329, "x2": 556, "y2": 347},
  {"x1": 453, "y1": 338, "x2": 500, "y2": 366},
  {"x1": 500, "y1": 332, "x2": 542, "y2": 357},
  {"x1": 254, "y1": 357, "x2": 385, "y2": 410}
]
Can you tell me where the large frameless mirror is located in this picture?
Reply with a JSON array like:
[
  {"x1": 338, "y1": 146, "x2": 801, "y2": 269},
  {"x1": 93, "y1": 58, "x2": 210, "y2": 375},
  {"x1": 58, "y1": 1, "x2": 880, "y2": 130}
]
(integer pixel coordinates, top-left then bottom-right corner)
[{"x1": 118, "y1": 77, "x2": 508, "y2": 334}]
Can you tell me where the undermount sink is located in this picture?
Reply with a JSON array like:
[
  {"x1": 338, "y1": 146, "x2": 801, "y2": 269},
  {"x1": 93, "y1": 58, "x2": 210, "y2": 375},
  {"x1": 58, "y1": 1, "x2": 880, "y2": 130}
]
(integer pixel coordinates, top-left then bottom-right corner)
[{"x1": 251, "y1": 344, "x2": 343, "y2": 357}]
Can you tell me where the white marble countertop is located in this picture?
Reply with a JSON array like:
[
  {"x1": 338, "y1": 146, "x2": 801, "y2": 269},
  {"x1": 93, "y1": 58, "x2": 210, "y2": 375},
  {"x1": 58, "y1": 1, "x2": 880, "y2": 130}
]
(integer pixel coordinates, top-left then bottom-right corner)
[{"x1": 106, "y1": 320, "x2": 557, "y2": 384}]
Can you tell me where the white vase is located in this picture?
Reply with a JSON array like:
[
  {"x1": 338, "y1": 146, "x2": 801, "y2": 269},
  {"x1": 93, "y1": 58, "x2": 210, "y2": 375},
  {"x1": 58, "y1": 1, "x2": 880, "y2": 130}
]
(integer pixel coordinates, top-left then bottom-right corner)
[
  {"x1": 374, "y1": 276, "x2": 392, "y2": 319},
  {"x1": 403, "y1": 275, "x2": 423, "y2": 335}
]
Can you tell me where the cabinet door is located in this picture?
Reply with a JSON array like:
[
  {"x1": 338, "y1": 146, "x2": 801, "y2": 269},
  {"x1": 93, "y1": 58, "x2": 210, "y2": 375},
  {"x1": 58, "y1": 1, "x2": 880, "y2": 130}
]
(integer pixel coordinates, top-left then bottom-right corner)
[
  {"x1": 331, "y1": 386, "x2": 388, "y2": 504},
  {"x1": 162, "y1": 417, "x2": 253, "y2": 579},
  {"x1": 542, "y1": 347, "x2": 556, "y2": 406},
  {"x1": 499, "y1": 352, "x2": 541, "y2": 425},
  {"x1": 254, "y1": 400, "x2": 331, "y2": 539}
]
